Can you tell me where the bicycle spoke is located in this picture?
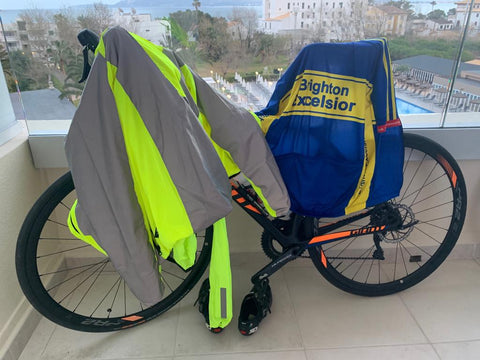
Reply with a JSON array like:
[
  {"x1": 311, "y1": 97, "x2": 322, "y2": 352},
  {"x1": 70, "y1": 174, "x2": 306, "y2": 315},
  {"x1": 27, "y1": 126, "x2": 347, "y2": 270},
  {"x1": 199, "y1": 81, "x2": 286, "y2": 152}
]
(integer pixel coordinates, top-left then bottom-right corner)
[
  {"x1": 408, "y1": 162, "x2": 439, "y2": 208},
  {"x1": 338, "y1": 245, "x2": 375, "y2": 274},
  {"x1": 414, "y1": 226, "x2": 443, "y2": 245},
  {"x1": 40, "y1": 260, "x2": 109, "y2": 276},
  {"x1": 351, "y1": 247, "x2": 374, "y2": 281},
  {"x1": 47, "y1": 259, "x2": 109, "y2": 292},
  {"x1": 37, "y1": 245, "x2": 91, "y2": 259},
  {"x1": 404, "y1": 239, "x2": 434, "y2": 258},
  {"x1": 413, "y1": 201, "x2": 453, "y2": 215},
  {"x1": 73, "y1": 261, "x2": 109, "y2": 312},
  {"x1": 161, "y1": 269, "x2": 186, "y2": 281},
  {"x1": 59, "y1": 201, "x2": 71, "y2": 211},
  {"x1": 417, "y1": 221, "x2": 449, "y2": 232},
  {"x1": 46, "y1": 218, "x2": 70, "y2": 228},
  {"x1": 364, "y1": 254, "x2": 376, "y2": 284},
  {"x1": 402, "y1": 172, "x2": 440, "y2": 203},
  {"x1": 400, "y1": 152, "x2": 427, "y2": 203},
  {"x1": 90, "y1": 276, "x2": 122, "y2": 317},
  {"x1": 406, "y1": 185, "x2": 451, "y2": 207},
  {"x1": 56, "y1": 260, "x2": 109, "y2": 305}
]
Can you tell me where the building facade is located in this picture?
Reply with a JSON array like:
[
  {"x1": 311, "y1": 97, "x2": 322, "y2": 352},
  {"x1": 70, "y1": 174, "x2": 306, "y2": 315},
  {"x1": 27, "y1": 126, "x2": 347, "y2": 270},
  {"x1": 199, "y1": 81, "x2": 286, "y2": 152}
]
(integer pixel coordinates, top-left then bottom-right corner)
[
  {"x1": 262, "y1": 0, "x2": 368, "y2": 42},
  {"x1": 455, "y1": 0, "x2": 480, "y2": 31},
  {"x1": 365, "y1": 5, "x2": 408, "y2": 37}
]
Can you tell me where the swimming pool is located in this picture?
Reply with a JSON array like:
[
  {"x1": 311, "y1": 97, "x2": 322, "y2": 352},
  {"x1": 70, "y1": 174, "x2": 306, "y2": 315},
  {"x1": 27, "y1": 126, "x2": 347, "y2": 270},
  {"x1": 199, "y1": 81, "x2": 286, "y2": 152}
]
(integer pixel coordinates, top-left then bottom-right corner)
[{"x1": 396, "y1": 98, "x2": 432, "y2": 115}]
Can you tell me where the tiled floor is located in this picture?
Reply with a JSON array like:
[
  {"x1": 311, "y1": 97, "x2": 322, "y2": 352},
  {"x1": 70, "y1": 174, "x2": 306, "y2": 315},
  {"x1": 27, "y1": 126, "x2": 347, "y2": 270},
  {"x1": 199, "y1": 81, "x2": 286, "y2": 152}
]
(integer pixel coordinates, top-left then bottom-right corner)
[{"x1": 18, "y1": 254, "x2": 480, "y2": 360}]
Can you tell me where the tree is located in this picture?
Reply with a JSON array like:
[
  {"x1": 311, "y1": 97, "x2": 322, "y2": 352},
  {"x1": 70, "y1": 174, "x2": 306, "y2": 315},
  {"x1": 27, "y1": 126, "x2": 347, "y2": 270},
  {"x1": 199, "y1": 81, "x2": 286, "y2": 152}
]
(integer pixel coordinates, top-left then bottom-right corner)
[
  {"x1": 192, "y1": 1, "x2": 201, "y2": 12},
  {"x1": 229, "y1": 7, "x2": 259, "y2": 51},
  {"x1": 448, "y1": 8, "x2": 456, "y2": 16},
  {"x1": 0, "y1": 45, "x2": 11, "y2": 77},
  {"x1": 427, "y1": 9, "x2": 447, "y2": 20},
  {"x1": 7, "y1": 50, "x2": 48, "y2": 91},
  {"x1": 196, "y1": 14, "x2": 230, "y2": 64},
  {"x1": 53, "y1": 9, "x2": 80, "y2": 49},
  {"x1": 18, "y1": 8, "x2": 53, "y2": 61},
  {"x1": 430, "y1": 1, "x2": 437, "y2": 12},
  {"x1": 59, "y1": 51, "x2": 85, "y2": 101},
  {"x1": 77, "y1": 3, "x2": 113, "y2": 35}
]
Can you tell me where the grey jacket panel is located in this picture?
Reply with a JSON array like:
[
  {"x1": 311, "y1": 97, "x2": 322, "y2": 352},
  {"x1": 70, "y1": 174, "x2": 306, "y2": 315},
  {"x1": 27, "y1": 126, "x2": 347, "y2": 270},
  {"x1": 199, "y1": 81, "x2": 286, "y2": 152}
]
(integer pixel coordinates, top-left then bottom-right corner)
[
  {"x1": 101, "y1": 27, "x2": 232, "y2": 232},
  {"x1": 65, "y1": 55, "x2": 163, "y2": 306},
  {"x1": 192, "y1": 71, "x2": 291, "y2": 217}
]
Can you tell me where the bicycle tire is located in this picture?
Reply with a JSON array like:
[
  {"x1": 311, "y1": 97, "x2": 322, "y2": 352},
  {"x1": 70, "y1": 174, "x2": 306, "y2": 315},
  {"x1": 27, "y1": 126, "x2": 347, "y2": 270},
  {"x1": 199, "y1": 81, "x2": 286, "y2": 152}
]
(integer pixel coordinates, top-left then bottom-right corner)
[
  {"x1": 16, "y1": 172, "x2": 212, "y2": 332},
  {"x1": 309, "y1": 133, "x2": 467, "y2": 296}
]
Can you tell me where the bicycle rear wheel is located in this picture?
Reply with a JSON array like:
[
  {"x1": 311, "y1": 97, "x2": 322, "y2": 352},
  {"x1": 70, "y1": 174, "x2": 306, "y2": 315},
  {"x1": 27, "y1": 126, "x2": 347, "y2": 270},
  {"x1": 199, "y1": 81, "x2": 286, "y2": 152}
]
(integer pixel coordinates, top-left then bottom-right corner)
[
  {"x1": 16, "y1": 172, "x2": 212, "y2": 332},
  {"x1": 309, "y1": 133, "x2": 467, "y2": 296}
]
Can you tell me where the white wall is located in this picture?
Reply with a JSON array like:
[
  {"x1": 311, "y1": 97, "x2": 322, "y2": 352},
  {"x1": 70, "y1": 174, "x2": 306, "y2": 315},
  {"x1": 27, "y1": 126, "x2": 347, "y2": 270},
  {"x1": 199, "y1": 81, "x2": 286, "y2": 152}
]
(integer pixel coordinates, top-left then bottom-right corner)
[{"x1": 0, "y1": 128, "x2": 65, "y2": 360}]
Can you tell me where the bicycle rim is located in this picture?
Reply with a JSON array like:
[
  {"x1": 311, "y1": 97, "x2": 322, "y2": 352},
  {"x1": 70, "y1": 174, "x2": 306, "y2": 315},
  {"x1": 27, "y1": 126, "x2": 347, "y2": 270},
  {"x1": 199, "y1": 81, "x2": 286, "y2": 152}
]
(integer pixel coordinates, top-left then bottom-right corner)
[{"x1": 309, "y1": 133, "x2": 467, "y2": 296}]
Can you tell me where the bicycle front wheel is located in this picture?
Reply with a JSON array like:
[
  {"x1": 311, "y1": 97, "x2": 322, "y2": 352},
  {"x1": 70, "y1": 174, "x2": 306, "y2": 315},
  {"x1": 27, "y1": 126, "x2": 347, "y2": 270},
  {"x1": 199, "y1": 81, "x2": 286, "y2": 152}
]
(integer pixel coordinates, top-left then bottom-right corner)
[
  {"x1": 309, "y1": 133, "x2": 467, "y2": 296},
  {"x1": 16, "y1": 172, "x2": 212, "y2": 332}
]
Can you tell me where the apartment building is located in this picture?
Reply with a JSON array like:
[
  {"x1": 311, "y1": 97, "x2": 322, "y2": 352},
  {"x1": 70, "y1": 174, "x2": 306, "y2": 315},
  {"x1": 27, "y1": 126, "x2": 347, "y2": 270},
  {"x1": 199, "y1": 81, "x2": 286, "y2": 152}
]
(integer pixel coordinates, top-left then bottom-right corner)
[
  {"x1": 455, "y1": 0, "x2": 480, "y2": 31},
  {"x1": 262, "y1": 0, "x2": 368, "y2": 41},
  {"x1": 365, "y1": 5, "x2": 408, "y2": 37}
]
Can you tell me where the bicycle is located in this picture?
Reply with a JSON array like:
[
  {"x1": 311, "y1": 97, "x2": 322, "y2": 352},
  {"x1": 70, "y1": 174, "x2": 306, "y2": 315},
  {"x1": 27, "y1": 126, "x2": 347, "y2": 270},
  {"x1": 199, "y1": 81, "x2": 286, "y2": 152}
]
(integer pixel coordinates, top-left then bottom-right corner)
[{"x1": 15, "y1": 31, "x2": 467, "y2": 333}]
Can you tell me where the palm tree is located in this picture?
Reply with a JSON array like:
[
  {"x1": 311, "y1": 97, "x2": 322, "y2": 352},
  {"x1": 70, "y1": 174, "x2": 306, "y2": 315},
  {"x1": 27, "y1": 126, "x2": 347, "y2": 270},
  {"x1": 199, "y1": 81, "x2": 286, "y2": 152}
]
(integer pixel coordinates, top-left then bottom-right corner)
[
  {"x1": 0, "y1": 45, "x2": 11, "y2": 77},
  {"x1": 192, "y1": 1, "x2": 201, "y2": 11},
  {"x1": 430, "y1": 1, "x2": 437, "y2": 12}
]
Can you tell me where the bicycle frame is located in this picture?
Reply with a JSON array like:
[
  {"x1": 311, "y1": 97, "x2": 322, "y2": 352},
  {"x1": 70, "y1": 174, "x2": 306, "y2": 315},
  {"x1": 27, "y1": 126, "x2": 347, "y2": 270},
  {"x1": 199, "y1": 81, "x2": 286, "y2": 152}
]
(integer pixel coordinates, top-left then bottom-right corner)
[{"x1": 230, "y1": 180, "x2": 403, "y2": 284}]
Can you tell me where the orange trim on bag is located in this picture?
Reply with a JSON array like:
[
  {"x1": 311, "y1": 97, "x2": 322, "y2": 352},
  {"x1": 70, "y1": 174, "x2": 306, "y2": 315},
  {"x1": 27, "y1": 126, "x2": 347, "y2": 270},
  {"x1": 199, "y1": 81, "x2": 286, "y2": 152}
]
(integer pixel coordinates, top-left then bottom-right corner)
[
  {"x1": 231, "y1": 189, "x2": 239, "y2": 196},
  {"x1": 237, "y1": 197, "x2": 246, "y2": 203}
]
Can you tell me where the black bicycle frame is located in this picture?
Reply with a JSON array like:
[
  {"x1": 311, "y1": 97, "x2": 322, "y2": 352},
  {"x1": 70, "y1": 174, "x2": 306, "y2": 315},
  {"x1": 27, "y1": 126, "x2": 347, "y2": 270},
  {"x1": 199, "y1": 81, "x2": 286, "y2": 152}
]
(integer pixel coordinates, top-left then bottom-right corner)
[{"x1": 230, "y1": 181, "x2": 398, "y2": 284}]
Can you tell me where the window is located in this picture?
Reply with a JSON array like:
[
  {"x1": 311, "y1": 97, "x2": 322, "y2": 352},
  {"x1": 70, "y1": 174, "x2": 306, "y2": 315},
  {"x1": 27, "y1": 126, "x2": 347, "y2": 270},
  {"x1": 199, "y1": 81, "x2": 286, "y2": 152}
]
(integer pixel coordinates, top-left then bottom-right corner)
[{"x1": 0, "y1": 0, "x2": 478, "y2": 145}]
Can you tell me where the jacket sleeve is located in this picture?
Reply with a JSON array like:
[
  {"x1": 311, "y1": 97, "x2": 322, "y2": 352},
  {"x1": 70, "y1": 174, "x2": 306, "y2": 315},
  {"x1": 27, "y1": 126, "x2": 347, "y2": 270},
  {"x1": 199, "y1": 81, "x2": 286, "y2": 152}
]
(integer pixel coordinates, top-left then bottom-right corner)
[
  {"x1": 65, "y1": 54, "x2": 163, "y2": 306},
  {"x1": 191, "y1": 71, "x2": 291, "y2": 217}
]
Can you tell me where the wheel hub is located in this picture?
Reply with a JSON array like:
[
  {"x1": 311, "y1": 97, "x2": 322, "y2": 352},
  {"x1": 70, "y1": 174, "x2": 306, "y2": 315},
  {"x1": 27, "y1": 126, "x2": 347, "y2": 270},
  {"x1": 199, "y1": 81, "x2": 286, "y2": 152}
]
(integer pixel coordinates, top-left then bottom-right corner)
[{"x1": 377, "y1": 203, "x2": 416, "y2": 243}]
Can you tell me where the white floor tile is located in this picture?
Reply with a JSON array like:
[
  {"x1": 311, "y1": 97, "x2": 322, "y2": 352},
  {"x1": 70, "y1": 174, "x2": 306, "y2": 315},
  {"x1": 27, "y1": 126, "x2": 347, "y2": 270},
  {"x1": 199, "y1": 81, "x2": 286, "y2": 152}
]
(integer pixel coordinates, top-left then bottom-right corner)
[
  {"x1": 18, "y1": 317, "x2": 56, "y2": 360},
  {"x1": 175, "y1": 350, "x2": 307, "y2": 360},
  {"x1": 35, "y1": 308, "x2": 179, "y2": 360},
  {"x1": 433, "y1": 340, "x2": 480, "y2": 360},
  {"x1": 306, "y1": 344, "x2": 439, "y2": 360},
  {"x1": 399, "y1": 260, "x2": 480, "y2": 343},
  {"x1": 283, "y1": 266, "x2": 428, "y2": 349},
  {"x1": 174, "y1": 255, "x2": 303, "y2": 355}
]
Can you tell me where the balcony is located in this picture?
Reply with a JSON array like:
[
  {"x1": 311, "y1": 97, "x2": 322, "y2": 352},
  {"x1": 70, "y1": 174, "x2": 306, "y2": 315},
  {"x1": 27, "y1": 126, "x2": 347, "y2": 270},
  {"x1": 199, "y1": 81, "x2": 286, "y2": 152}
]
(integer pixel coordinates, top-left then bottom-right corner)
[{"x1": 0, "y1": 109, "x2": 480, "y2": 359}]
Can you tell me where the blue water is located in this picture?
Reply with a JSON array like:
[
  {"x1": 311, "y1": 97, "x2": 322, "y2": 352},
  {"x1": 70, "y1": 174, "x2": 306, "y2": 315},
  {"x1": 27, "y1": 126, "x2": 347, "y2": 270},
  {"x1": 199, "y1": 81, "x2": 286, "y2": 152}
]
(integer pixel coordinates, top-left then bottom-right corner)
[
  {"x1": 396, "y1": 98, "x2": 432, "y2": 115},
  {"x1": 0, "y1": 5, "x2": 263, "y2": 24}
]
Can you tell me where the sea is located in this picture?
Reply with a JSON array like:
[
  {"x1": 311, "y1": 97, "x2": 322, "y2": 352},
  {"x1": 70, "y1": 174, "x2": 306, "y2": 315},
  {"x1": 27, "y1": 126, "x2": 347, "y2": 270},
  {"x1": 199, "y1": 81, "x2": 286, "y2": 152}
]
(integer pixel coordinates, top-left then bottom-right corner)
[
  {"x1": 0, "y1": 2, "x2": 457, "y2": 25},
  {"x1": 0, "y1": 5, "x2": 263, "y2": 24}
]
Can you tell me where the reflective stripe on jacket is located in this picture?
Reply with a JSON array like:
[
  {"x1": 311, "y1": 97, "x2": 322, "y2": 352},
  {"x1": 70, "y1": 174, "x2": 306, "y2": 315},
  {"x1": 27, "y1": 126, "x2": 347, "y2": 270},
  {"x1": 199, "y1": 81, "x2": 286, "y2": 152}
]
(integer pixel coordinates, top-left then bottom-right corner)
[{"x1": 65, "y1": 27, "x2": 290, "y2": 325}]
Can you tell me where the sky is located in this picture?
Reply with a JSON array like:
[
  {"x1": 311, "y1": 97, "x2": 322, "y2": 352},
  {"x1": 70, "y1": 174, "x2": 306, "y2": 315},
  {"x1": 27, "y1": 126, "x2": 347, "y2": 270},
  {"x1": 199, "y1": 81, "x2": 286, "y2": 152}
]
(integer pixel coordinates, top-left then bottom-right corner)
[{"x1": 0, "y1": 0, "x2": 117, "y2": 10}]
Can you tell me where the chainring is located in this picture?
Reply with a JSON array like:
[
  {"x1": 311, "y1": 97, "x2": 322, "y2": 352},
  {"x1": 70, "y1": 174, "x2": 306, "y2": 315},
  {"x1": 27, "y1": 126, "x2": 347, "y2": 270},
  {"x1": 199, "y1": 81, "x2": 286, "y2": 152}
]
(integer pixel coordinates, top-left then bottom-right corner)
[{"x1": 261, "y1": 230, "x2": 285, "y2": 260}]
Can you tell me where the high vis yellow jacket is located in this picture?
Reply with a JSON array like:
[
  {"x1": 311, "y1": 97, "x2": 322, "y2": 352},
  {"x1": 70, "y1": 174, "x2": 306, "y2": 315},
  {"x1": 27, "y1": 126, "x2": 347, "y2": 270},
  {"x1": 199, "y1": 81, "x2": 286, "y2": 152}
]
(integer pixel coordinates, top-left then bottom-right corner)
[{"x1": 65, "y1": 27, "x2": 290, "y2": 328}]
